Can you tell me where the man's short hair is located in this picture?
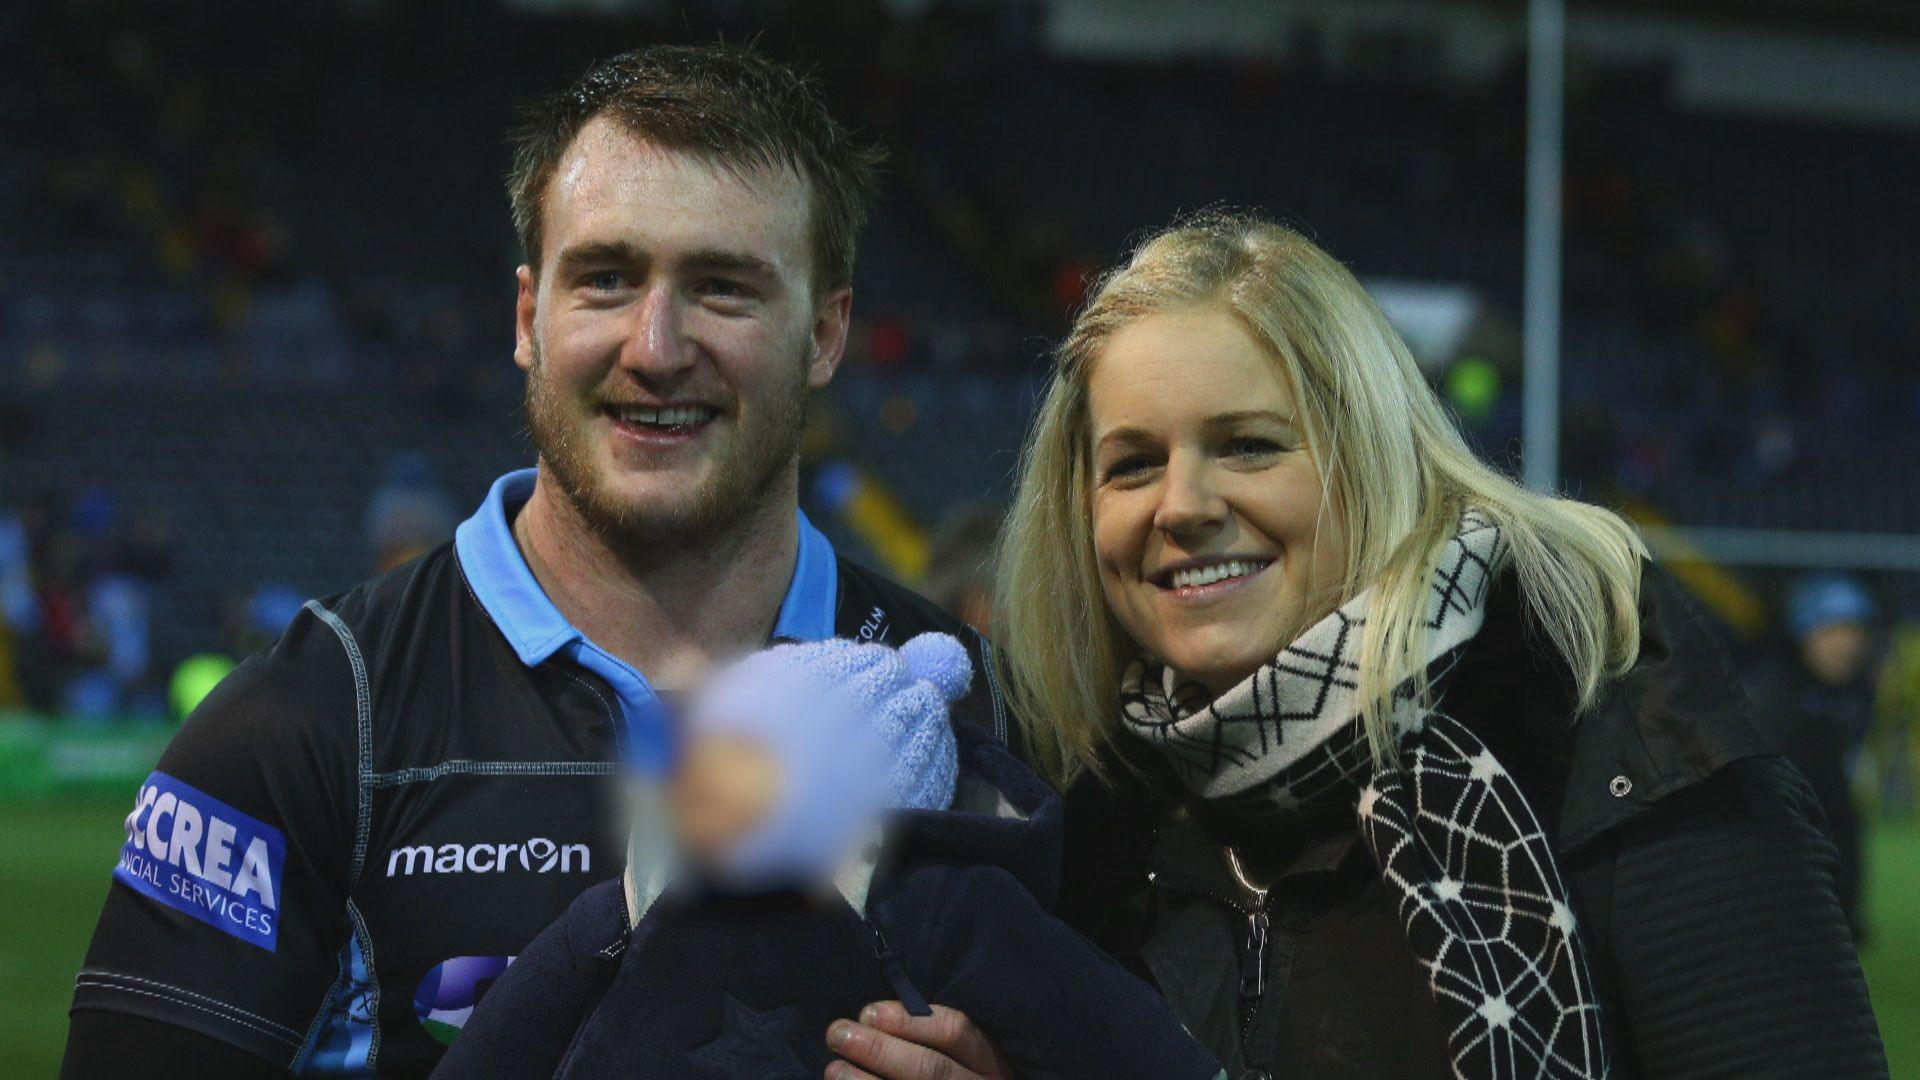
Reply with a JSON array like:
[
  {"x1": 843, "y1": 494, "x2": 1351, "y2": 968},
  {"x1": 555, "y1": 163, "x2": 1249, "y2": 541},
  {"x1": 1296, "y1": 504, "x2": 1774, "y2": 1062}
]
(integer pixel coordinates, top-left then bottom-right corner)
[{"x1": 507, "y1": 43, "x2": 884, "y2": 294}]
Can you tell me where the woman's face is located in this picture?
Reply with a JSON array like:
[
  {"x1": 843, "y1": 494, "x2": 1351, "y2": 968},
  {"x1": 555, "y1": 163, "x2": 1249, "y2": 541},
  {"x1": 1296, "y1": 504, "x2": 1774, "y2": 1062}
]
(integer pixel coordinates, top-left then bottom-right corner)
[{"x1": 1087, "y1": 306, "x2": 1345, "y2": 695}]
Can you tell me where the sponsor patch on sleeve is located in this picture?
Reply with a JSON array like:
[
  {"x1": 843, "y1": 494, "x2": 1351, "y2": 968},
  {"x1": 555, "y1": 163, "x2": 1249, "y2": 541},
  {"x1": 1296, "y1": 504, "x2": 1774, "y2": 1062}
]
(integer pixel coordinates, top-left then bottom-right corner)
[{"x1": 114, "y1": 771, "x2": 287, "y2": 951}]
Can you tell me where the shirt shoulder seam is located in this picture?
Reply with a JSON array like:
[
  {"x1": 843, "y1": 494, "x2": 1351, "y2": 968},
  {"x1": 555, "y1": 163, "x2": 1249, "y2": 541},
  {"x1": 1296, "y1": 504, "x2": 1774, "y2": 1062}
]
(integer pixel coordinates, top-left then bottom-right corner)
[{"x1": 303, "y1": 599, "x2": 374, "y2": 888}]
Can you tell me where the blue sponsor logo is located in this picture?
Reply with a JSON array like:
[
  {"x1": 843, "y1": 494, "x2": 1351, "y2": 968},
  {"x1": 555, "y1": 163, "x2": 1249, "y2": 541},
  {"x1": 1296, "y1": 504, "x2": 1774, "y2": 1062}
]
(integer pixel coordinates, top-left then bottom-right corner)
[{"x1": 115, "y1": 771, "x2": 286, "y2": 951}]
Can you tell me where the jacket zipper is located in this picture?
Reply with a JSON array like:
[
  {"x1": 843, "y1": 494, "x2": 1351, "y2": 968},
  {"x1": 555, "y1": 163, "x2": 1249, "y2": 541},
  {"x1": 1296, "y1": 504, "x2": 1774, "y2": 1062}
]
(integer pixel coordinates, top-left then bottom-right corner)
[
  {"x1": 1148, "y1": 865, "x2": 1274, "y2": 1042},
  {"x1": 1225, "y1": 849, "x2": 1273, "y2": 1044},
  {"x1": 867, "y1": 917, "x2": 932, "y2": 1017}
]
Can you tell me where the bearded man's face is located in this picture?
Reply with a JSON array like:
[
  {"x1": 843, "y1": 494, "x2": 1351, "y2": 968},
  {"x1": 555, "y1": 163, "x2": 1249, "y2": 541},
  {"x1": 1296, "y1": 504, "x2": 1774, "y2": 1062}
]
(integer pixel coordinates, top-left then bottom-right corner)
[{"x1": 515, "y1": 118, "x2": 842, "y2": 546}]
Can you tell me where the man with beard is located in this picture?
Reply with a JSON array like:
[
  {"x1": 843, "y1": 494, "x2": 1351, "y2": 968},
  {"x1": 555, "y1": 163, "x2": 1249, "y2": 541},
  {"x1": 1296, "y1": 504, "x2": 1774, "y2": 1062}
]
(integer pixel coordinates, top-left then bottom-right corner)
[{"x1": 64, "y1": 45, "x2": 1011, "y2": 1078}]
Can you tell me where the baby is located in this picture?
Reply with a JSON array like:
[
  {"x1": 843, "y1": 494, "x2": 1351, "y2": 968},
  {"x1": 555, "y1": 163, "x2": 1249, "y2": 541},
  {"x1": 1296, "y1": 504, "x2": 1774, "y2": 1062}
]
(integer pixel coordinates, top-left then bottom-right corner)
[{"x1": 436, "y1": 633, "x2": 1223, "y2": 1080}]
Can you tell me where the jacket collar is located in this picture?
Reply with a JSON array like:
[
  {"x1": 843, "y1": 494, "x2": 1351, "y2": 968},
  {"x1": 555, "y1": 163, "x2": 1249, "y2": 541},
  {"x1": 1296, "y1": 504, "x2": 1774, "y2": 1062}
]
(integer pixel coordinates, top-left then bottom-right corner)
[
  {"x1": 1441, "y1": 561, "x2": 1776, "y2": 855},
  {"x1": 1552, "y1": 566, "x2": 1775, "y2": 853},
  {"x1": 871, "y1": 725, "x2": 1064, "y2": 909}
]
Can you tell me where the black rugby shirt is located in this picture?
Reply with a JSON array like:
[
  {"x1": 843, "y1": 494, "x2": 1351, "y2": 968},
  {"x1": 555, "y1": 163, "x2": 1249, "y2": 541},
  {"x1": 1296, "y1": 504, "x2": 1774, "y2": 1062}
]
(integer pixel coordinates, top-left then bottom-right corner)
[{"x1": 70, "y1": 468, "x2": 1010, "y2": 1076}]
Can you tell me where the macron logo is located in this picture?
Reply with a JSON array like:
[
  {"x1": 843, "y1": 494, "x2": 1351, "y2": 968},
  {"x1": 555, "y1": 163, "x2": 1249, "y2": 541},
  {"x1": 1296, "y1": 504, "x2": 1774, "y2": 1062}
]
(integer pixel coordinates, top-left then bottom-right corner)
[{"x1": 384, "y1": 837, "x2": 590, "y2": 878}]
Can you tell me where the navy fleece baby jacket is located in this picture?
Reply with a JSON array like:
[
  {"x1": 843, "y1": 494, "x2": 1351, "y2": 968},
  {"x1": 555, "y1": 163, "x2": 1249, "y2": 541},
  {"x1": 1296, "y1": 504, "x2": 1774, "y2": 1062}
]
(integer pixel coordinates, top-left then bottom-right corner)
[{"x1": 433, "y1": 726, "x2": 1222, "y2": 1080}]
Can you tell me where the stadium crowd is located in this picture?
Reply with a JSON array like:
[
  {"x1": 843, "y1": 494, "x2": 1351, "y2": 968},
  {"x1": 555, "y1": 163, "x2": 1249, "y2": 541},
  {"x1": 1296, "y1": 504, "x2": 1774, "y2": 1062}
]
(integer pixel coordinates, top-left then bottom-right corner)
[{"x1": 5, "y1": 0, "x2": 1917, "y2": 785}]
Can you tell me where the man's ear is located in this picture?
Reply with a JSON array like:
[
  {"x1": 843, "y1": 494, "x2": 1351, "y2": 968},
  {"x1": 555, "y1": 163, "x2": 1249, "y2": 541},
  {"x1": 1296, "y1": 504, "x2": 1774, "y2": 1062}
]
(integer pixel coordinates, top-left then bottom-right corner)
[
  {"x1": 806, "y1": 285, "x2": 854, "y2": 390},
  {"x1": 514, "y1": 265, "x2": 538, "y2": 372}
]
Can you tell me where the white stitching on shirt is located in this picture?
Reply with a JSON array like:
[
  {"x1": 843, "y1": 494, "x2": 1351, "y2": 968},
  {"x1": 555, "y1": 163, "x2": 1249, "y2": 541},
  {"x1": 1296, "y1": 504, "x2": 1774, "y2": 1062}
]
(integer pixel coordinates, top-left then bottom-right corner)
[
  {"x1": 973, "y1": 630, "x2": 1010, "y2": 747},
  {"x1": 367, "y1": 759, "x2": 621, "y2": 787},
  {"x1": 345, "y1": 898, "x2": 381, "y2": 1069},
  {"x1": 305, "y1": 600, "x2": 373, "y2": 887},
  {"x1": 75, "y1": 970, "x2": 305, "y2": 1038},
  {"x1": 555, "y1": 666, "x2": 617, "y2": 725},
  {"x1": 74, "y1": 977, "x2": 303, "y2": 1047}
]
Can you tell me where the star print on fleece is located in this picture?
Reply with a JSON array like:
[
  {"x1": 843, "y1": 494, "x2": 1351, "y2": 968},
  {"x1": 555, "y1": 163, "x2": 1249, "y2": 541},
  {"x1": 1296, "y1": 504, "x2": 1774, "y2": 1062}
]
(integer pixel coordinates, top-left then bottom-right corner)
[{"x1": 687, "y1": 992, "x2": 809, "y2": 1080}]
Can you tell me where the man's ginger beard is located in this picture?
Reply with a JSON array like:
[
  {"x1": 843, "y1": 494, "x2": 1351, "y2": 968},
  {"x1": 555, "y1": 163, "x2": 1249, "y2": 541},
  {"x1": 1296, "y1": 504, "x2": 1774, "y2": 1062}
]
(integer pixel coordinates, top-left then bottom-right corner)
[{"x1": 523, "y1": 337, "x2": 810, "y2": 555}]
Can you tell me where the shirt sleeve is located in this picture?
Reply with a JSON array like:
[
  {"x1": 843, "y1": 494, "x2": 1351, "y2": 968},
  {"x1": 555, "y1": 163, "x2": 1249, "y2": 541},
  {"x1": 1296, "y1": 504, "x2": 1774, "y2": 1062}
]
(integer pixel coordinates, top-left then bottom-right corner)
[
  {"x1": 1594, "y1": 756, "x2": 1888, "y2": 1078},
  {"x1": 900, "y1": 865, "x2": 1224, "y2": 1080},
  {"x1": 62, "y1": 1010, "x2": 287, "y2": 1080},
  {"x1": 68, "y1": 602, "x2": 363, "y2": 1069}
]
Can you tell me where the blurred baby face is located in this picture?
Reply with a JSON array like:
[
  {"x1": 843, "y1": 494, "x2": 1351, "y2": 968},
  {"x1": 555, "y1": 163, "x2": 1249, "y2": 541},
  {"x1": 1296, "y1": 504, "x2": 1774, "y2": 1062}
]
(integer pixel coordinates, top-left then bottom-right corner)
[{"x1": 670, "y1": 735, "x2": 784, "y2": 863}]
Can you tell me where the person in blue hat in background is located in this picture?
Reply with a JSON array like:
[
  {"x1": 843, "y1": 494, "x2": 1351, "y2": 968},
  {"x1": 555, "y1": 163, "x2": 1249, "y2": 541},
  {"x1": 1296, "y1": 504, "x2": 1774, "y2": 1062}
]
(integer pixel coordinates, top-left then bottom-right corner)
[
  {"x1": 1754, "y1": 574, "x2": 1879, "y2": 940},
  {"x1": 436, "y1": 631, "x2": 1223, "y2": 1080}
]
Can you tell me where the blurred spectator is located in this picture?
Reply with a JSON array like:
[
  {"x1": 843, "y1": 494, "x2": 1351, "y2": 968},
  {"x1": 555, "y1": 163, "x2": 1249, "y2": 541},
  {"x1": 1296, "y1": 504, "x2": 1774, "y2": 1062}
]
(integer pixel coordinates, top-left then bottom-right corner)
[
  {"x1": 1752, "y1": 574, "x2": 1878, "y2": 940},
  {"x1": 919, "y1": 504, "x2": 1002, "y2": 636},
  {"x1": 45, "y1": 489, "x2": 173, "y2": 722},
  {"x1": 246, "y1": 584, "x2": 307, "y2": 644},
  {"x1": 78, "y1": 570, "x2": 153, "y2": 718},
  {"x1": 0, "y1": 508, "x2": 38, "y2": 709},
  {"x1": 1873, "y1": 623, "x2": 1920, "y2": 822},
  {"x1": 220, "y1": 582, "x2": 306, "y2": 659},
  {"x1": 364, "y1": 452, "x2": 457, "y2": 574}
]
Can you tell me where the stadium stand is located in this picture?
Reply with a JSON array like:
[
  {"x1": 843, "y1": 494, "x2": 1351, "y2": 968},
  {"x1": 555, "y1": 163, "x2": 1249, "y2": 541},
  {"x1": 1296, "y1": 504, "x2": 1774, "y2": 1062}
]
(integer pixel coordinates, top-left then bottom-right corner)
[{"x1": 3, "y1": 0, "x2": 1918, "y2": 711}]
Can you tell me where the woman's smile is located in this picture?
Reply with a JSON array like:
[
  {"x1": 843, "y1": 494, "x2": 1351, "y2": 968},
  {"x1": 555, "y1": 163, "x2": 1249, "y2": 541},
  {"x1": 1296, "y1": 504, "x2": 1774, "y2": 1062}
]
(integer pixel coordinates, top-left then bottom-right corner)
[{"x1": 1150, "y1": 554, "x2": 1278, "y2": 603}]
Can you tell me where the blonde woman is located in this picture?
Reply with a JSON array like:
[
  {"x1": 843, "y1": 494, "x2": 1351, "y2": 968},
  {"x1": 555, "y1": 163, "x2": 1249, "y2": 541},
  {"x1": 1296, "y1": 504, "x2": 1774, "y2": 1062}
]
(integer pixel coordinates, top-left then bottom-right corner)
[{"x1": 822, "y1": 213, "x2": 1885, "y2": 1080}]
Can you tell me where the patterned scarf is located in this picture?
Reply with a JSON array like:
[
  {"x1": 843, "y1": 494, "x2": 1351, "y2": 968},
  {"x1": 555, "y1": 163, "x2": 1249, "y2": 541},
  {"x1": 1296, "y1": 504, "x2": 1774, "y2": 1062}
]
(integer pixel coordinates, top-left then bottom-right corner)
[{"x1": 1119, "y1": 512, "x2": 1609, "y2": 1079}]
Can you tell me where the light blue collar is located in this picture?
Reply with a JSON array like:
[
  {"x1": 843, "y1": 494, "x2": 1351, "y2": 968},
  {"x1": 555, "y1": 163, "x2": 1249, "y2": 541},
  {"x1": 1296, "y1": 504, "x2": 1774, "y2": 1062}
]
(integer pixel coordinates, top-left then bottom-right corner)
[{"x1": 453, "y1": 468, "x2": 839, "y2": 768}]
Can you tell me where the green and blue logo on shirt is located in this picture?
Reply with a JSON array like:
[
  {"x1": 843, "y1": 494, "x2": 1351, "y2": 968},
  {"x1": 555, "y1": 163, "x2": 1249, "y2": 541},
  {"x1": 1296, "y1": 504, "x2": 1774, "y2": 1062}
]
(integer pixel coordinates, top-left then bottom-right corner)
[
  {"x1": 415, "y1": 955, "x2": 515, "y2": 1045},
  {"x1": 115, "y1": 771, "x2": 286, "y2": 951}
]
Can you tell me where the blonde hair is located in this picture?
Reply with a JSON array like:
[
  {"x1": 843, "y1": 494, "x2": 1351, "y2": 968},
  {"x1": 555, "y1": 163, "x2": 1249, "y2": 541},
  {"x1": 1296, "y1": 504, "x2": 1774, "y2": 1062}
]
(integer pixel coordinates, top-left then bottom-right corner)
[{"x1": 995, "y1": 211, "x2": 1646, "y2": 787}]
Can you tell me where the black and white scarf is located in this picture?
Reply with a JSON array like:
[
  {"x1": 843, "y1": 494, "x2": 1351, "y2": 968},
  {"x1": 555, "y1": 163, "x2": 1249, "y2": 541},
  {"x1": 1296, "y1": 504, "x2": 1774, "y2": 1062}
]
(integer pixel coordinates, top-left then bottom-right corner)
[{"x1": 1119, "y1": 512, "x2": 1610, "y2": 1079}]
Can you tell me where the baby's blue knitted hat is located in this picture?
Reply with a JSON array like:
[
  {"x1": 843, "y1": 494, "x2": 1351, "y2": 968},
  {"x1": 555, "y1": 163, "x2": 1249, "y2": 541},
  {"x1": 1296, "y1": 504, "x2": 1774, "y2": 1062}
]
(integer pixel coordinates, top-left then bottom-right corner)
[{"x1": 688, "y1": 633, "x2": 972, "y2": 884}]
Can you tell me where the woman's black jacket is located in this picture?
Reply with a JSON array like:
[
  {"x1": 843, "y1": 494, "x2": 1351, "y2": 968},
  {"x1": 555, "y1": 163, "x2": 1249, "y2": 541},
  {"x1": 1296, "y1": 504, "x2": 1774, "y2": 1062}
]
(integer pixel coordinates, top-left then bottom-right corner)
[{"x1": 1057, "y1": 565, "x2": 1888, "y2": 1078}]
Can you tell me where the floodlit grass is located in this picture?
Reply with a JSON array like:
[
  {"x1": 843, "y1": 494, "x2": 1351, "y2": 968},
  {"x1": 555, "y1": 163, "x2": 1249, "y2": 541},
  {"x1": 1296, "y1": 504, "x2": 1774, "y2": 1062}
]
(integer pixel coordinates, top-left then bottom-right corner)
[
  {"x1": 3, "y1": 800, "x2": 1919, "y2": 1075},
  {"x1": 0, "y1": 797, "x2": 122, "y2": 1075},
  {"x1": 1863, "y1": 821, "x2": 1920, "y2": 1075}
]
